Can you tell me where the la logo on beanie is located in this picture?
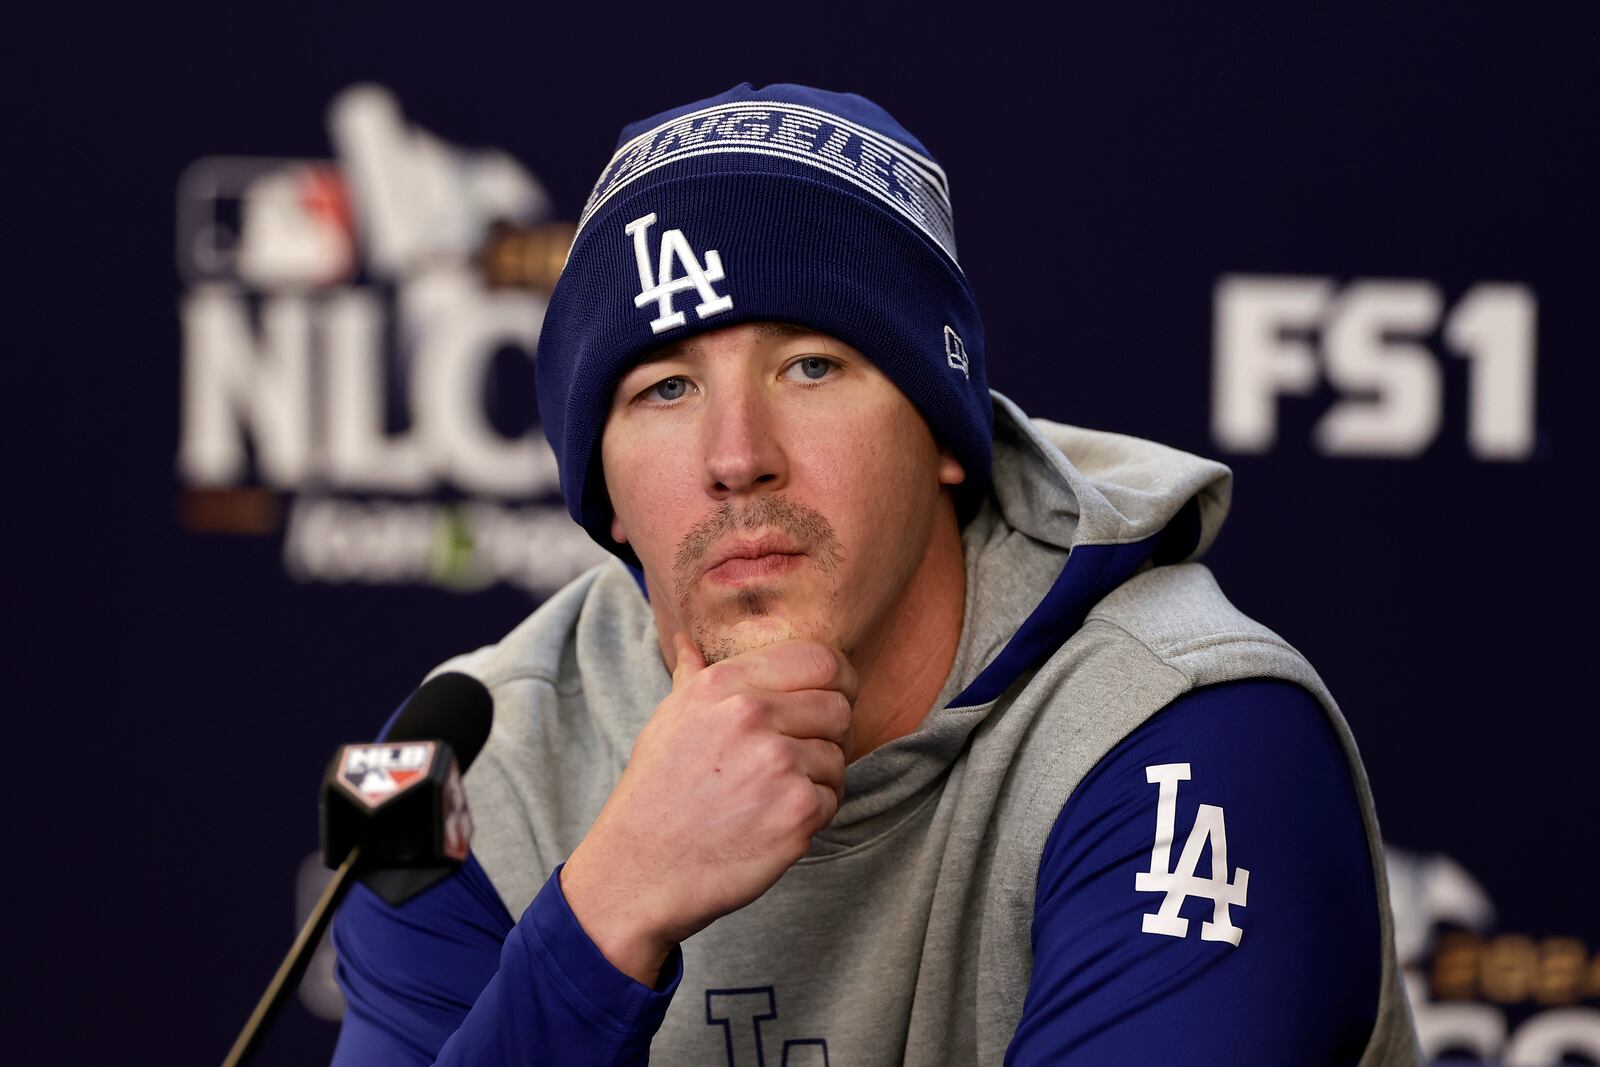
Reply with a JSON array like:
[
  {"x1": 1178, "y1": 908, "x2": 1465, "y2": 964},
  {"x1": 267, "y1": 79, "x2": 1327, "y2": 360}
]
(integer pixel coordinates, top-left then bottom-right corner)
[{"x1": 625, "y1": 212, "x2": 733, "y2": 335}]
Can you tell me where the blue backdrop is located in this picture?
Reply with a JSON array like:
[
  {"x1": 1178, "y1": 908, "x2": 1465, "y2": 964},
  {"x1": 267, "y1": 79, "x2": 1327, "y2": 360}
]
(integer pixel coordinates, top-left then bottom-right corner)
[{"x1": 10, "y1": 4, "x2": 1597, "y2": 1063}]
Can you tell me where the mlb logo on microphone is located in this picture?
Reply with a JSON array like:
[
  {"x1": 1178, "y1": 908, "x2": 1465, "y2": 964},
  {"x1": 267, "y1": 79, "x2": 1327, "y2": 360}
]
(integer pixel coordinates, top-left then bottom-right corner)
[{"x1": 338, "y1": 742, "x2": 435, "y2": 807}]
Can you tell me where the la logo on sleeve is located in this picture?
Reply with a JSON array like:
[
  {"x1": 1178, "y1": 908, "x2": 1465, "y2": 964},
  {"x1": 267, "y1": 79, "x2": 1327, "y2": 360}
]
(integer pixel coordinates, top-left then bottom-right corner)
[{"x1": 1135, "y1": 763, "x2": 1250, "y2": 946}]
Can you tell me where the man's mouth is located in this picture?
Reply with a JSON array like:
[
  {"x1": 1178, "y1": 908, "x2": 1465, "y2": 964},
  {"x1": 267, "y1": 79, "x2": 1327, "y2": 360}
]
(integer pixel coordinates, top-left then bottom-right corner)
[
  {"x1": 671, "y1": 499, "x2": 842, "y2": 610},
  {"x1": 703, "y1": 538, "x2": 806, "y2": 585}
]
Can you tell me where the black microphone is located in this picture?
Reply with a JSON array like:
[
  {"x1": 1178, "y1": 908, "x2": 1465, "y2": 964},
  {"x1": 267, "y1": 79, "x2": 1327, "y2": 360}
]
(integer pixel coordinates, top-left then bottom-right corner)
[
  {"x1": 222, "y1": 672, "x2": 493, "y2": 1067},
  {"x1": 354, "y1": 671, "x2": 494, "y2": 906},
  {"x1": 382, "y1": 670, "x2": 494, "y2": 762}
]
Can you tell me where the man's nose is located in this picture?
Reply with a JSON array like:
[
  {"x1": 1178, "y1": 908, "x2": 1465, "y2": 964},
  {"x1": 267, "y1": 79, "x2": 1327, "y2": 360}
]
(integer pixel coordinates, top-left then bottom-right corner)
[{"x1": 702, "y1": 385, "x2": 787, "y2": 497}]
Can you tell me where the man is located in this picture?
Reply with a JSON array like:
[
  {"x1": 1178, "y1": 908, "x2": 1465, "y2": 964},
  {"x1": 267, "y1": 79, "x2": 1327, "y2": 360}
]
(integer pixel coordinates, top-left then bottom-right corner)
[{"x1": 331, "y1": 83, "x2": 1423, "y2": 1065}]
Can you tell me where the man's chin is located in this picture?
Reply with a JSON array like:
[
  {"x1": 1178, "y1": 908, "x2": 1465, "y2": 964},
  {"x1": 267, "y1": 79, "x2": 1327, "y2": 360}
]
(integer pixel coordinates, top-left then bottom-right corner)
[{"x1": 693, "y1": 615, "x2": 808, "y2": 665}]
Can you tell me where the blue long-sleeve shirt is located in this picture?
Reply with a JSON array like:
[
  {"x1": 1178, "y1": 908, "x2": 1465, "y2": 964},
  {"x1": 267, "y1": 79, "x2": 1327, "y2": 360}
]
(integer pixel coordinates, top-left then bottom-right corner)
[{"x1": 331, "y1": 678, "x2": 1379, "y2": 1065}]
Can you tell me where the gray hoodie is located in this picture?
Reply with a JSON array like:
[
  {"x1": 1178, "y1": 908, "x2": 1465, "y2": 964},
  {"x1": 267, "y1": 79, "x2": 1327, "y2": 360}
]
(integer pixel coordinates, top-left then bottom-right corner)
[{"x1": 437, "y1": 391, "x2": 1423, "y2": 1065}]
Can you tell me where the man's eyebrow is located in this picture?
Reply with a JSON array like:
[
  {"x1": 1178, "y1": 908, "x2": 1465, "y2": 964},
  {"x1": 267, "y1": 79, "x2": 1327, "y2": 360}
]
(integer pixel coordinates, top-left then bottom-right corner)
[{"x1": 752, "y1": 322, "x2": 813, "y2": 340}]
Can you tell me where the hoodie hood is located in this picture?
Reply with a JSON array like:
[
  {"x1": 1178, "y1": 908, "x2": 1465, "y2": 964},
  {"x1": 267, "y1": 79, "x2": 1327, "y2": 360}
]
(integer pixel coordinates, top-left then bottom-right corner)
[
  {"x1": 942, "y1": 390, "x2": 1232, "y2": 707},
  {"x1": 988, "y1": 390, "x2": 1232, "y2": 562}
]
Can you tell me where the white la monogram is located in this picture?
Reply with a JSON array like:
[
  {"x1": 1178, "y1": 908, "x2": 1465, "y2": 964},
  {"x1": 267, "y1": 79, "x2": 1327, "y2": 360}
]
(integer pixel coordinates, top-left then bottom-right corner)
[
  {"x1": 1135, "y1": 762, "x2": 1250, "y2": 946},
  {"x1": 624, "y1": 212, "x2": 734, "y2": 335}
]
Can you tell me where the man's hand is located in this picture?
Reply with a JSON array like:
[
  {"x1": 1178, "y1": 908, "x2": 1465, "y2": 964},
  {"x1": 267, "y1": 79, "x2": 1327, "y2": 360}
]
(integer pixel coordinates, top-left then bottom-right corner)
[{"x1": 558, "y1": 634, "x2": 857, "y2": 986}]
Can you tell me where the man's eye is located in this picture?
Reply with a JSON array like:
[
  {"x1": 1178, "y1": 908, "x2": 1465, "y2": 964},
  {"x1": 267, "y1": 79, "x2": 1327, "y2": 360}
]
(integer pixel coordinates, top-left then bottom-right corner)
[
  {"x1": 789, "y1": 357, "x2": 834, "y2": 382},
  {"x1": 647, "y1": 377, "x2": 689, "y2": 401}
]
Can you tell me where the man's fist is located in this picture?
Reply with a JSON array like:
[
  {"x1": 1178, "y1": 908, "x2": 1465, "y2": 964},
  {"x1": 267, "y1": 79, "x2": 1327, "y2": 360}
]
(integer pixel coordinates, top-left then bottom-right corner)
[{"x1": 559, "y1": 634, "x2": 857, "y2": 986}]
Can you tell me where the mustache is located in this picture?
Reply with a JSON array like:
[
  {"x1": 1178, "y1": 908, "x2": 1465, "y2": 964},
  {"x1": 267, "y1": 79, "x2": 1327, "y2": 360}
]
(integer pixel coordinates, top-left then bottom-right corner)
[{"x1": 671, "y1": 495, "x2": 843, "y2": 604}]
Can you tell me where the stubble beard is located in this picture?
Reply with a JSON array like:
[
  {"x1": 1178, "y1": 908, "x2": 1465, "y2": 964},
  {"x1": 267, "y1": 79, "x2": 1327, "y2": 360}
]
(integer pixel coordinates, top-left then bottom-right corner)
[{"x1": 672, "y1": 496, "x2": 845, "y2": 666}]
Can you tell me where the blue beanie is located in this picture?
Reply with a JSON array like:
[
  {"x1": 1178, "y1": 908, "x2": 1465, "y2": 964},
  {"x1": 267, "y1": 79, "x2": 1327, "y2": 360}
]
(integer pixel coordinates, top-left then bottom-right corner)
[{"x1": 535, "y1": 82, "x2": 991, "y2": 556}]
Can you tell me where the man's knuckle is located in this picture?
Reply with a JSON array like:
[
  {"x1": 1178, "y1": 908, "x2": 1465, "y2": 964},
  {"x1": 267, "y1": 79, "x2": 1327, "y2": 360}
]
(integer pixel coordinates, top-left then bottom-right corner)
[
  {"x1": 775, "y1": 641, "x2": 828, "y2": 687},
  {"x1": 830, "y1": 692, "x2": 853, "y2": 734},
  {"x1": 802, "y1": 643, "x2": 836, "y2": 683},
  {"x1": 811, "y1": 786, "x2": 837, "y2": 827},
  {"x1": 792, "y1": 782, "x2": 823, "y2": 822},
  {"x1": 725, "y1": 693, "x2": 766, "y2": 730}
]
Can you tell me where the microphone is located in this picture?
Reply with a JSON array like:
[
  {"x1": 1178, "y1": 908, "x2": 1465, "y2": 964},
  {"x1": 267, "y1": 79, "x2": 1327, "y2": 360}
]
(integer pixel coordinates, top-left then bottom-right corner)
[
  {"x1": 222, "y1": 672, "x2": 493, "y2": 1067},
  {"x1": 348, "y1": 671, "x2": 494, "y2": 906},
  {"x1": 382, "y1": 670, "x2": 494, "y2": 763}
]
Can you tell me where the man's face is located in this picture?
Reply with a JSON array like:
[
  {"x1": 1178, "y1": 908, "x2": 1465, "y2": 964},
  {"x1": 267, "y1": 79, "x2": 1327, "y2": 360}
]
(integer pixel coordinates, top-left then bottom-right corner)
[{"x1": 601, "y1": 321, "x2": 965, "y2": 666}]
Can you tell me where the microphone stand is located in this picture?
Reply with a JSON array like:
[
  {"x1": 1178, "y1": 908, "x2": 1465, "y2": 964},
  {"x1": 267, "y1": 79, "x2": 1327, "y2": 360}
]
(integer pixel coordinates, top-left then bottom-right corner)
[{"x1": 221, "y1": 846, "x2": 362, "y2": 1067}]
